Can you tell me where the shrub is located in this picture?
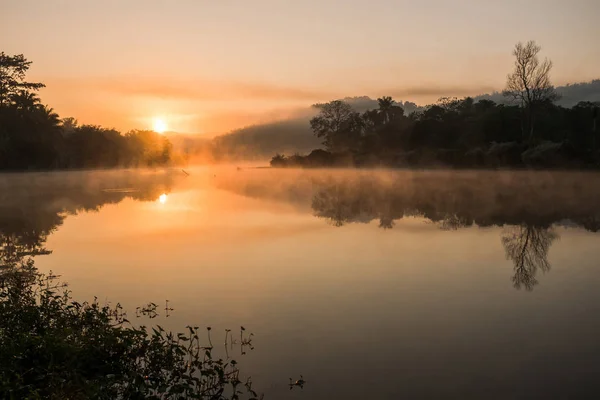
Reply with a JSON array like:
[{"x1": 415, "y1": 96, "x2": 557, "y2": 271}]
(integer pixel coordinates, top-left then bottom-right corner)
[
  {"x1": 269, "y1": 154, "x2": 287, "y2": 167},
  {"x1": 0, "y1": 257, "x2": 260, "y2": 400}
]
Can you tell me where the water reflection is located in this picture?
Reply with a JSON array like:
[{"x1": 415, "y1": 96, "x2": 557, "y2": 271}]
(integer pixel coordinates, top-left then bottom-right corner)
[
  {"x1": 502, "y1": 225, "x2": 559, "y2": 291},
  {"x1": 0, "y1": 170, "x2": 178, "y2": 269},
  {"x1": 2, "y1": 168, "x2": 597, "y2": 399},
  {"x1": 215, "y1": 169, "x2": 600, "y2": 291},
  {"x1": 309, "y1": 177, "x2": 566, "y2": 290},
  {"x1": 2, "y1": 169, "x2": 599, "y2": 295}
]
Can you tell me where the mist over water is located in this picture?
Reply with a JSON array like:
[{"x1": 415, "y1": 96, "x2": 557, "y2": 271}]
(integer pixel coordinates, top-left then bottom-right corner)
[{"x1": 2, "y1": 167, "x2": 600, "y2": 399}]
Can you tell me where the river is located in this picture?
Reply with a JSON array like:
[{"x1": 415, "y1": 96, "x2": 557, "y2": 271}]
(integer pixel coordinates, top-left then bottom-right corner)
[{"x1": 2, "y1": 167, "x2": 600, "y2": 399}]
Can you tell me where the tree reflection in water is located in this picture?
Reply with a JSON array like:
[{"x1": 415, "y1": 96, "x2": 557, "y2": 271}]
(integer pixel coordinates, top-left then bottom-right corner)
[
  {"x1": 308, "y1": 178, "x2": 566, "y2": 291},
  {"x1": 502, "y1": 225, "x2": 559, "y2": 291},
  {"x1": 215, "y1": 169, "x2": 600, "y2": 291},
  {"x1": 0, "y1": 170, "x2": 177, "y2": 275}
]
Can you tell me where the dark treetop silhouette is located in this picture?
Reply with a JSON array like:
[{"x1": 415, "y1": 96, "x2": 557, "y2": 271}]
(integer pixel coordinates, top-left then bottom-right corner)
[{"x1": 0, "y1": 52, "x2": 175, "y2": 171}]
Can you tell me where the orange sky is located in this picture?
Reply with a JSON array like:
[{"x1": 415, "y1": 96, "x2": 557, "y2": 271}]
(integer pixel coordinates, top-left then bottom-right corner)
[{"x1": 2, "y1": 0, "x2": 599, "y2": 135}]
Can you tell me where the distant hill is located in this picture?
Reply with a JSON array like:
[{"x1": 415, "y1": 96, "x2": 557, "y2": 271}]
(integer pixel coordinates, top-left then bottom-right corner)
[
  {"x1": 474, "y1": 79, "x2": 600, "y2": 107},
  {"x1": 212, "y1": 117, "x2": 318, "y2": 160}
]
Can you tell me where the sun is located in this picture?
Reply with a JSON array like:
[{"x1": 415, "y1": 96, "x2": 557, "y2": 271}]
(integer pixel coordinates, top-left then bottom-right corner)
[
  {"x1": 158, "y1": 193, "x2": 168, "y2": 204},
  {"x1": 153, "y1": 117, "x2": 168, "y2": 134}
]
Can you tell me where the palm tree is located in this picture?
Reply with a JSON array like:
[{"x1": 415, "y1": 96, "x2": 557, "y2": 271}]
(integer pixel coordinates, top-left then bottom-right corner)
[
  {"x1": 12, "y1": 90, "x2": 40, "y2": 111},
  {"x1": 37, "y1": 105, "x2": 60, "y2": 128},
  {"x1": 377, "y1": 96, "x2": 395, "y2": 124}
]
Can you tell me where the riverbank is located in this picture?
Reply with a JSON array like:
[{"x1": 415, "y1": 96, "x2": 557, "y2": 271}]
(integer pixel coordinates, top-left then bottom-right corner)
[{"x1": 270, "y1": 141, "x2": 600, "y2": 170}]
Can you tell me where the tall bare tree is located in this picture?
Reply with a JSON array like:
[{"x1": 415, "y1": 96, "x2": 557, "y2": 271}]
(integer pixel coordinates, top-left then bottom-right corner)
[{"x1": 503, "y1": 41, "x2": 558, "y2": 144}]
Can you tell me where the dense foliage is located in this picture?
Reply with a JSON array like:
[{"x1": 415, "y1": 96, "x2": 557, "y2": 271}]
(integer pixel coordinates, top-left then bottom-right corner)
[
  {"x1": 0, "y1": 52, "x2": 174, "y2": 170},
  {"x1": 271, "y1": 96, "x2": 599, "y2": 168},
  {"x1": 0, "y1": 256, "x2": 259, "y2": 400},
  {"x1": 271, "y1": 42, "x2": 600, "y2": 169}
]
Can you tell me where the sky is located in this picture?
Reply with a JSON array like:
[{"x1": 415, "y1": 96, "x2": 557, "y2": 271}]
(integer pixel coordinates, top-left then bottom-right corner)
[{"x1": 1, "y1": 0, "x2": 599, "y2": 135}]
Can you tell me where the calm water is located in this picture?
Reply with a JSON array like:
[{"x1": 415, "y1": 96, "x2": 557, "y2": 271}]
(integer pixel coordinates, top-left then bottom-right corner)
[{"x1": 2, "y1": 168, "x2": 600, "y2": 399}]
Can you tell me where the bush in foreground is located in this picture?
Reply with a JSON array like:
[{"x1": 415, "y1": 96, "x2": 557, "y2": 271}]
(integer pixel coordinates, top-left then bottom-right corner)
[{"x1": 0, "y1": 257, "x2": 259, "y2": 400}]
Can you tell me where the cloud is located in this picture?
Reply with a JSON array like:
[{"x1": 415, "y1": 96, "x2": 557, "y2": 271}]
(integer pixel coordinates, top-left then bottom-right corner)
[
  {"x1": 379, "y1": 84, "x2": 499, "y2": 101},
  {"x1": 45, "y1": 76, "x2": 337, "y2": 102},
  {"x1": 45, "y1": 74, "x2": 503, "y2": 107}
]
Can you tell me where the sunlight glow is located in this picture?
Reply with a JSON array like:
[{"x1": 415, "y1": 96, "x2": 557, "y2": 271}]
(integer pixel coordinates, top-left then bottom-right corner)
[
  {"x1": 153, "y1": 118, "x2": 168, "y2": 134},
  {"x1": 158, "y1": 193, "x2": 168, "y2": 204}
]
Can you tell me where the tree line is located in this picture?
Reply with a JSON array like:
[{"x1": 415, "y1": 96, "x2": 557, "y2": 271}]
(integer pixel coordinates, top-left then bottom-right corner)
[
  {"x1": 0, "y1": 52, "x2": 174, "y2": 170},
  {"x1": 271, "y1": 41, "x2": 600, "y2": 169}
]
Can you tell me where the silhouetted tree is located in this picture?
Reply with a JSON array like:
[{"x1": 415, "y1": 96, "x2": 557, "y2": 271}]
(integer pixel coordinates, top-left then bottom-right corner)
[
  {"x1": 377, "y1": 96, "x2": 397, "y2": 124},
  {"x1": 270, "y1": 153, "x2": 287, "y2": 167},
  {"x1": 60, "y1": 117, "x2": 78, "y2": 136},
  {"x1": 0, "y1": 52, "x2": 175, "y2": 171},
  {"x1": 310, "y1": 100, "x2": 364, "y2": 152},
  {"x1": 503, "y1": 41, "x2": 559, "y2": 144},
  {"x1": 0, "y1": 52, "x2": 45, "y2": 108},
  {"x1": 125, "y1": 130, "x2": 173, "y2": 167}
]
